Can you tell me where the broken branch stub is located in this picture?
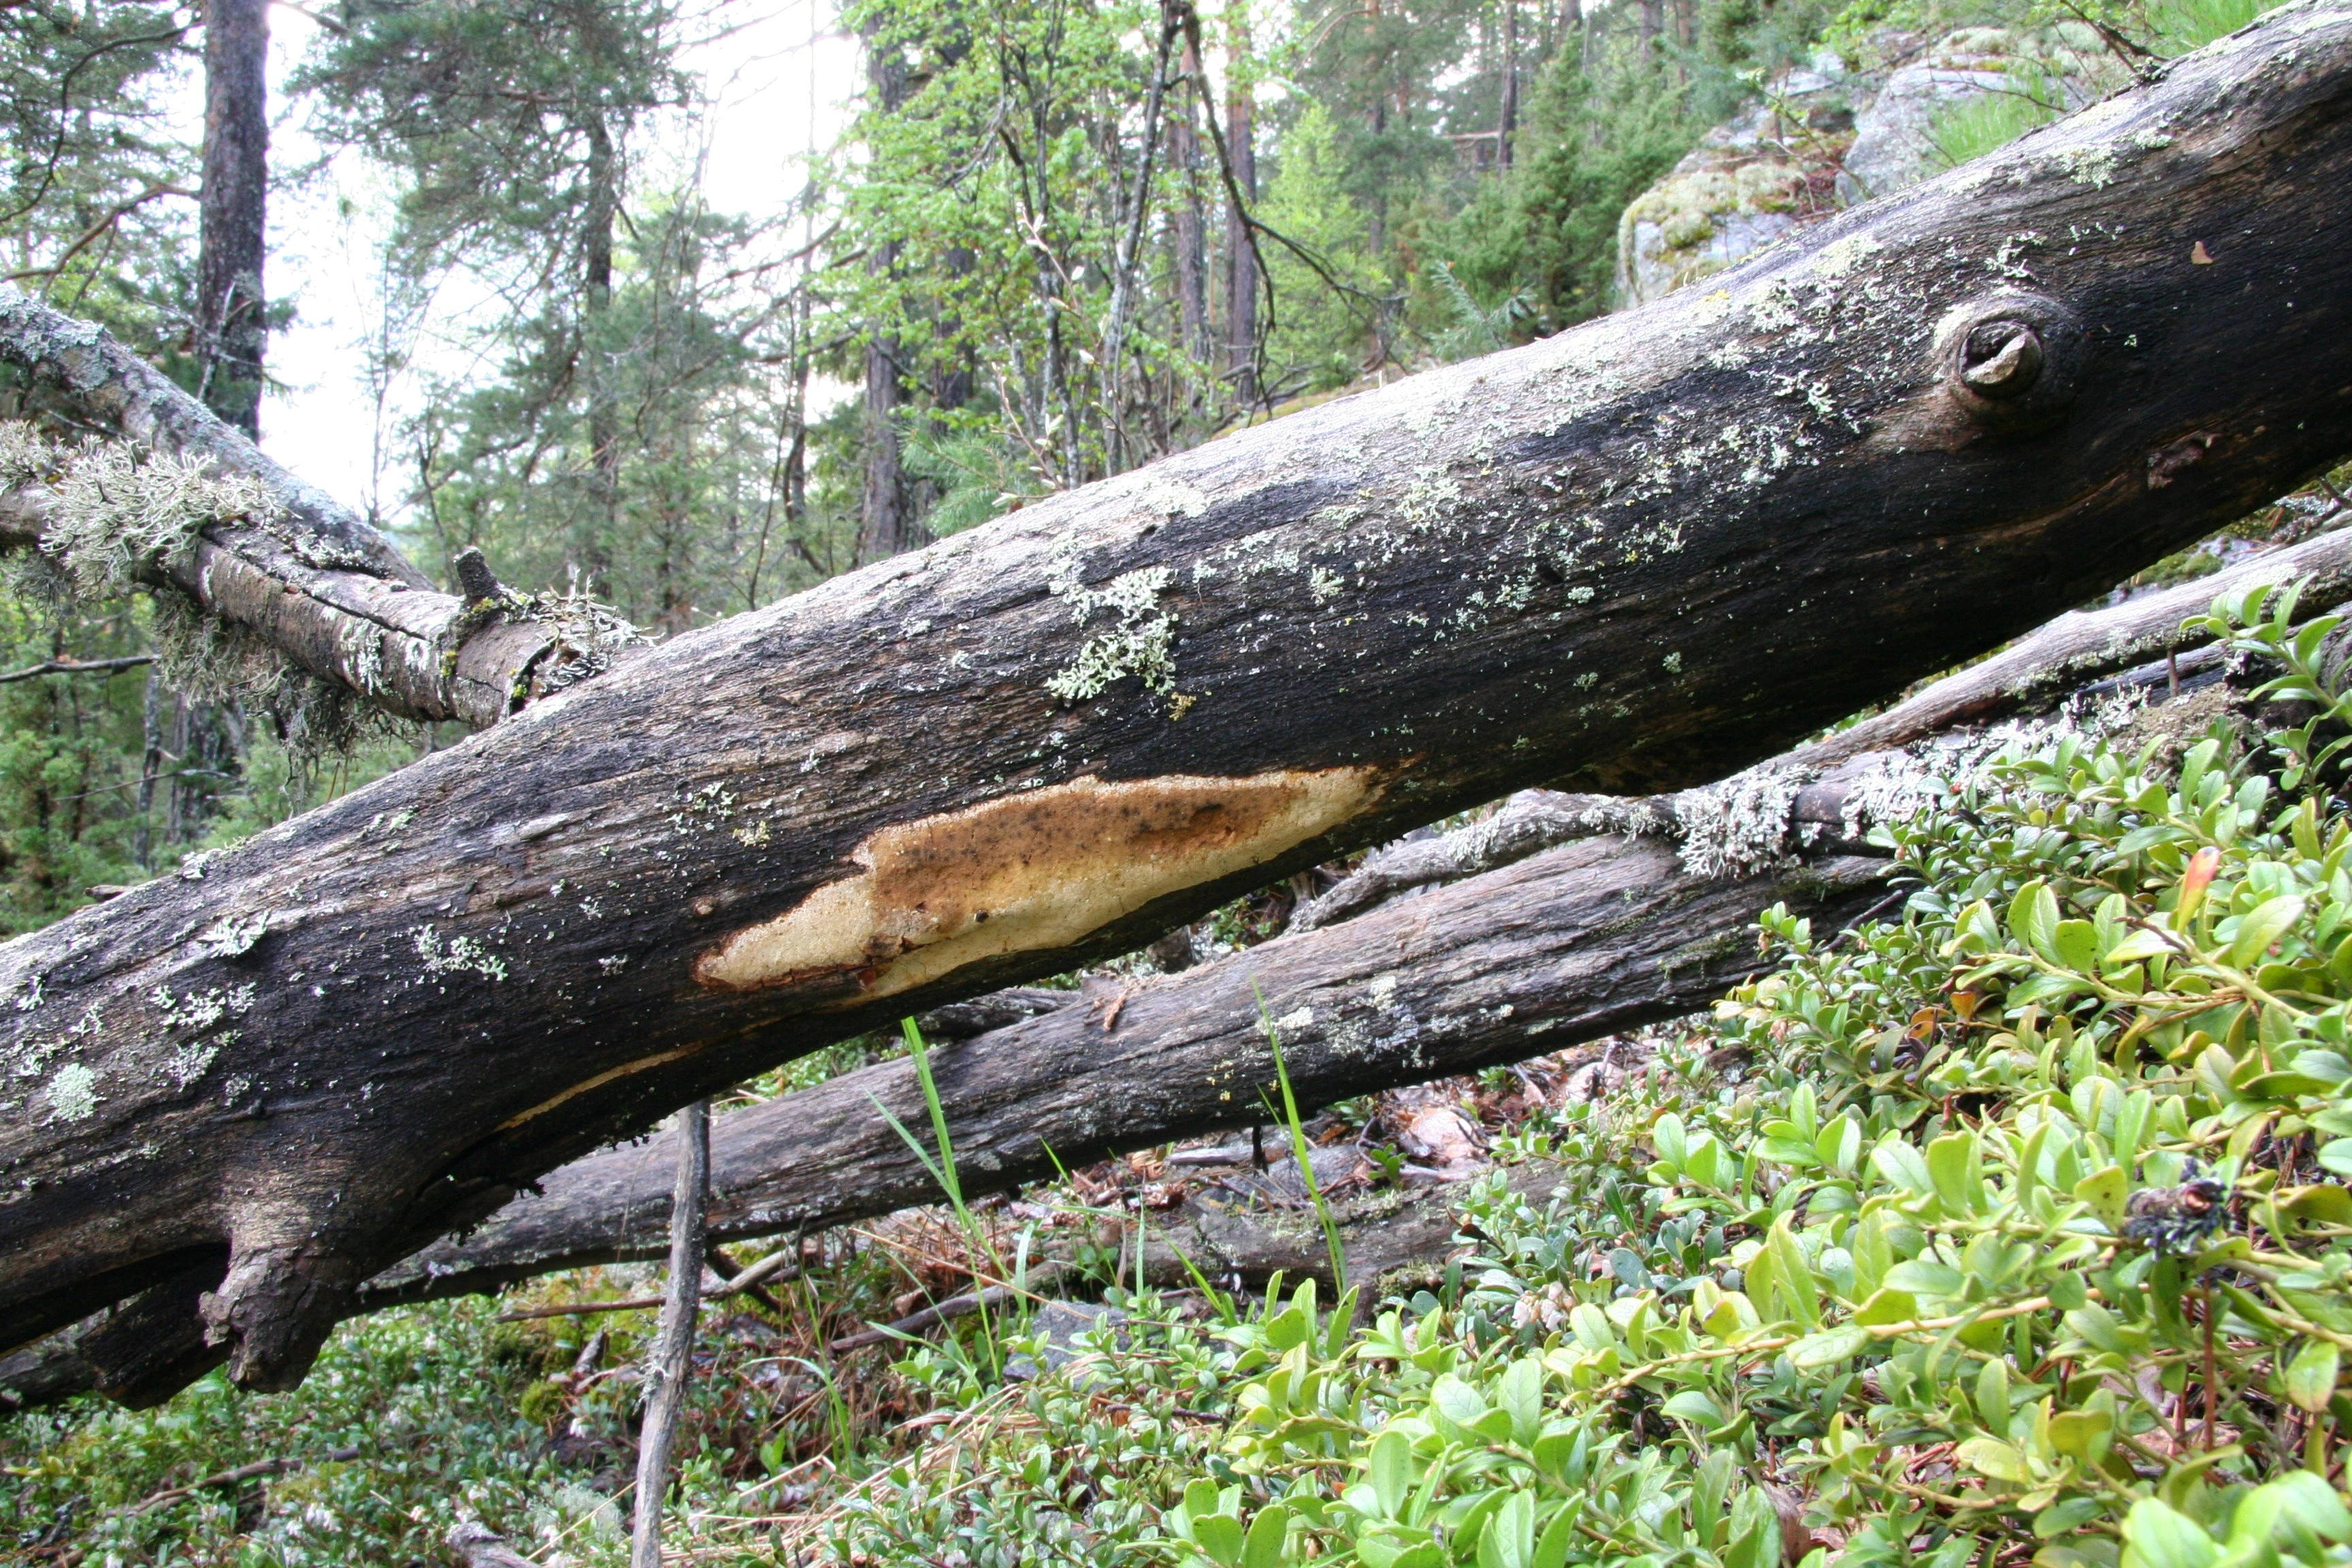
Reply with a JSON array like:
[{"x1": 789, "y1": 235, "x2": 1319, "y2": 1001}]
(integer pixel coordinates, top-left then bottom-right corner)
[{"x1": 3, "y1": 1, "x2": 2352, "y2": 1394}]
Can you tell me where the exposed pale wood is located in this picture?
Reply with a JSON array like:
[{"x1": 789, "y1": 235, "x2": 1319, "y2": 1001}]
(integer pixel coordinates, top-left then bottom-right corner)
[{"x1": 3, "y1": 4, "x2": 2352, "y2": 1396}]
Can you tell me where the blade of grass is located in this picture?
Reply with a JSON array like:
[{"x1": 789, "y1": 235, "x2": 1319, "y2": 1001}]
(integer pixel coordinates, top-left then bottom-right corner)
[{"x1": 1253, "y1": 981, "x2": 1348, "y2": 1288}]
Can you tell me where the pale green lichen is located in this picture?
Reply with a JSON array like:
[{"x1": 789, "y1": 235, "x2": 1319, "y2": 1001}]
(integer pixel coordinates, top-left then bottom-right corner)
[
  {"x1": 164, "y1": 1040, "x2": 222, "y2": 1092},
  {"x1": 1045, "y1": 560, "x2": 1179, "y2": 703},
  {"x1": 152, "y1": 983, "x2": 257, "y2": 1031},
  {"x1": 0, "y1": 421, "x2": 282, "y2": 600},
  {"x1": 412, "y1": 926, "x2": 510, "y2": 982},
  {"x1": 45, "y1": 1061, "x2": 97, "y2": 1122}
]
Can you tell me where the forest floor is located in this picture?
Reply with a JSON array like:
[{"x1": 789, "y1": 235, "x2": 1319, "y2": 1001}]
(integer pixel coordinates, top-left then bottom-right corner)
[{"x1": 16, "y1": 498, "x2": 2352, "y2": 1568}]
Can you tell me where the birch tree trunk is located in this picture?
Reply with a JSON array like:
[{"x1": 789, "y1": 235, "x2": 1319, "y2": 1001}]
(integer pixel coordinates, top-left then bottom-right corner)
[{"x1": 2, "y1": 2, "x2": 2351, "y2": 1396}]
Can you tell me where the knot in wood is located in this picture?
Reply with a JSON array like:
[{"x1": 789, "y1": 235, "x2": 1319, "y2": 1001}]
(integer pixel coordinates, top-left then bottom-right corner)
[
  {"x1": 1934, "y1": 291, "x2": 2087, "y2": 438},
  {"x1": 1959, "y1": 321, "x2": 2044, "y2": 399}
]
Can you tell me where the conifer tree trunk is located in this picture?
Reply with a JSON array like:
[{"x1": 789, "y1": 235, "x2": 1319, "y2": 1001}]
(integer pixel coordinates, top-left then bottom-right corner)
[
  {"x1": 196, "y1": 0, "x2": 267, "y2": 439},
  {"x1": 857, "y1": 35, "x2": 914, "y2": 563},
  {"x1": 1499, "y1": 0, "x2": 1520, "y2": 169},
  {"x1": 1171, "y1": 70, "x2": 1211, "y2": 367},
  {"x1": 1223, "y1": 9, "x2": 1258, "y2": 409},
  {"x1": 186, "y1": 0, "x2": 270, "y2": 840},
  {"x1": 578, "y1": 111, "x2": 621, "y2": 587}
]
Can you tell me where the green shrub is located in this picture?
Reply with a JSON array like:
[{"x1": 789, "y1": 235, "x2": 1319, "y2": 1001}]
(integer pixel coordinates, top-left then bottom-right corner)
[{"x1": 1147, "y1": 581, "x2": 2352, "y2": 1568}]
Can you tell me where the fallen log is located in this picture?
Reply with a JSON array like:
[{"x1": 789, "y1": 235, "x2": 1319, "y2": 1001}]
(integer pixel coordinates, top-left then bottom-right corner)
[
  {"x1": 1294, "y1": 526, "x2": 2352, "y2": 930},
  {"x1": 0, "y1": 593, "x2": 2265, "y2": 1408},
  {"x1": 4, "y1": 3, "x2": 2351, "y2": 1396}
]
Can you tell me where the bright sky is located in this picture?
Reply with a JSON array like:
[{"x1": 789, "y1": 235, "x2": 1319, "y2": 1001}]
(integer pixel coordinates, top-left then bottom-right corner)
[{"x1": 248, "y1": 0, "x2": 861, "y2": 527}]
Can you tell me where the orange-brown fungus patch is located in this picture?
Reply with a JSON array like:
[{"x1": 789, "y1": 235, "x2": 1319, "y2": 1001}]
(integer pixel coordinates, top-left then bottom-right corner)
[{"x1": 694, "y1": 768, "x2": 1377, "y2": 1000}]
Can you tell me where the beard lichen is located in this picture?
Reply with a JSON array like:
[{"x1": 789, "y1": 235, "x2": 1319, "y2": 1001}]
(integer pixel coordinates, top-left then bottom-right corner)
[
  {"x1": 0, "y1": 421, "x2": 280, "y2": 601},
  {"x1": 0, "y1": 421, "x2": 416, "y2": 764}
]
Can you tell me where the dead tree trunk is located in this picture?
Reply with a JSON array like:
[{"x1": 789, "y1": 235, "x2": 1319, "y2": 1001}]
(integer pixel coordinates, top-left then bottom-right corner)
[
  {"x1": 2, "y1": 4, "x2": 2351, "y2": 1396},
  {"x1": 6, "y1": 536, "x2": 2318, "y2": 1409},
  {"x1": 0, "y1": 287, "x2": 566, "y2": 726}
]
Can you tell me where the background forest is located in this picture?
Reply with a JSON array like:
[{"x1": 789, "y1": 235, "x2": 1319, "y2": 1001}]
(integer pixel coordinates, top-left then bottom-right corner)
[
  {"x1": 7, "y1": 0, "x2": 2346, "y2": 1564},
  {"x1": 0, "y1": 0, "x2": 1850, "y2": 927}
]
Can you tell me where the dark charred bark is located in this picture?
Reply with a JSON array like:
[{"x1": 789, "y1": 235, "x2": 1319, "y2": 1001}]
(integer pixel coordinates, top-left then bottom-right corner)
[{"x1": 3, "y1": 6, "x2": 2352, "y2": 1397}]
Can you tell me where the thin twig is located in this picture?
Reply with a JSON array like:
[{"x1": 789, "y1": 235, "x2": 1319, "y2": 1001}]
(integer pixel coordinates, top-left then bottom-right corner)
[
  {"x1": 0, "y1": 654, "x2": 152, "y2": 685},
  {"x1": 119, "y1": 1446, "x2": 359, "y2": 1516},
  {"x1": 631, "y1": 1100, "x2": 709, "y2": 1568},
  {"x1": 497, "y1": 1240, "x2": 800, "y2": 1321}
]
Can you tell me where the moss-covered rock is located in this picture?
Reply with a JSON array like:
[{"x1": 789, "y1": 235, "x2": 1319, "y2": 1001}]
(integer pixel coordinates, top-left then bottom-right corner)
[{"x1": 1615, "y1": 63, "x2": 1857, "y2": 306}]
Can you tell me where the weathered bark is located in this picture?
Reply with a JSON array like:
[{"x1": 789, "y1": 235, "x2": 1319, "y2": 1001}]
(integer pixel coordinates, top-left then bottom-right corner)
[
  {"x1": 0, "y1": 564, "x2": 2296, "y2": 1406},
  {"x1": 0, "y1": 288, "x2": 565, "y2": 726},
  {"x1": 196, "y1": 0, "x2": 268, "y2": 438},
  {"x1": 4, "y1": 4, "x2": 2352, "y2": 1397}
]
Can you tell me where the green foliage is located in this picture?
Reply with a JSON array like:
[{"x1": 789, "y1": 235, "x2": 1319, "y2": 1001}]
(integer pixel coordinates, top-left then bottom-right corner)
[
  {"x1": 1127, "y1": 587, "x2": 2352, "y2": 1568},
  {"x1": 1260, "y1": 103, "x2": 1388, "y2": 393},
  {"x1": 1437, "y1": 49, "x2": 1699, "y2": 340},
  {"x1": 1928, "y1": 62, "x2": 2068, "y2": 168},
  {"x1": 0, "y1": 1300, "x2": 575, "y2": 1562}
]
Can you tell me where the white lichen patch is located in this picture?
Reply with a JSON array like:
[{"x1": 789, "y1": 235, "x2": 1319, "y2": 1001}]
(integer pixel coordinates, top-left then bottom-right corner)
[
  {"x1": 45, "y1": 1062, "x2": 98, "y2": 1122},
  {"x1": 1674, "y1": 766, "x2": 1806, "y2": 879},
  {"x1": 152, "y1": 983, "x2": 256, "y2": 1032},
  {"x1": 164, "y1": 1040, "x2": 223, "y2": 1092},
  {"x1": 1308, "y1": 566, "x2": 1345, "y2": 605},
  {"x1": 2051, "y1": 142, "x2": 2119, "y2": 188},
  {"x1": 197, "y1": 910, "x2": 273, "y2": 959},
  {"x1": 1807, "y1": 231, "x2": 1883, "y2": 283},
  {"x1": 412, "y1": 926, "x2": 510, "y2": 982},
  {"x1": 670, "y1": 783, "x2": 737, "y2": 833},
  {"x1": 1045, "y1": 561, "x2": 1179, "y2": 702},
  {"x1": 0, "y1": 422, "x2": 284, "y2": 602},
  {"x1": 1268, "y1": 1006, "x2": 1316, "y2": 1036}
]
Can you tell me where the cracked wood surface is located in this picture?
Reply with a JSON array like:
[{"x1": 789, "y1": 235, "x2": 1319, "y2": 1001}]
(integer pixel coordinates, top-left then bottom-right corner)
[{"x1": 3, "y1": 2, "x2": 2351, "y2": 1394}]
